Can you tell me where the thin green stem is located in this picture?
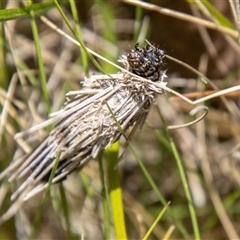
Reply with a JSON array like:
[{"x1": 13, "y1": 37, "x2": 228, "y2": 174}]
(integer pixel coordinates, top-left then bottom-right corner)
[
  {"x1": 143, "y1": 202, "x2": 170, "y2": 240},
  {"x1": 98, "y1": 152, "x2": 111, "y2": 239},
  {"x1": 69, "y1": 1, "x2": 89, "y2": 76},
  {"x1": 30, "y1": 152, "x2": 61, "y2": 239},
  {"x1": 27, "y1": 0, "x2": 50, "y2": 112},
  {"x1": 53, "y1": 0, "x2": 106, "y2": 74},
  {"x1": 106, "y1": 102, "x2": 189, "y2": 239},
  {"x1": 158, "y1": 109, "x2": 200, "y2": 240},
  {"x1": 59, "y1": 183, "x2": 75, "y2": 240}
]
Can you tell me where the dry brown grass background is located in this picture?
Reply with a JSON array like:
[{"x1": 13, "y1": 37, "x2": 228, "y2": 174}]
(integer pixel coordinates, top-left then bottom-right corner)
[{"x1": 0, "y1": 1, "x2": 240, "y2": 239}]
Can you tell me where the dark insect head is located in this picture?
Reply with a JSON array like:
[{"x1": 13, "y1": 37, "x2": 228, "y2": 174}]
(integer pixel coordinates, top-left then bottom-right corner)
[{"x1": 127, "y1": 42, "x2": 165, "y2": 82}]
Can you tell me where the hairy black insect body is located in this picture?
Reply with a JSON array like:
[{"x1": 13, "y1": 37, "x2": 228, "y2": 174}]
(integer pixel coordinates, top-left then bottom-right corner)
[{"x1": 127, "y1": 43, "x2": 165, "y2": 81}]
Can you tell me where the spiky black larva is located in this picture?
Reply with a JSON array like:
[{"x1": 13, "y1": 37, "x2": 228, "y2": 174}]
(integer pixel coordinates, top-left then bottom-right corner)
[{"x1": 127, "y1": 43, "x2": 165, "y2": 81}]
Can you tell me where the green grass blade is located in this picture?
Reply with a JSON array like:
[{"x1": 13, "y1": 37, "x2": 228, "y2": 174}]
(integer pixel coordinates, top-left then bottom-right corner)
[
  {"x1": 128, "y1": 142, "x2": 189, "y2": 238},
  {"x1": 0, "y1": 0, "x2": 8, "y2": 90},
  {"x1": 27, "y1": 0, "x2": 50, "y2": 113},
  {"x1": 98, "y1": 152, "x2": 111, "y2": 239},
  {"x1": 0, "y1": 1, "x2": 67, "y2": 22},
  {"x1": 133, "y1": 6, "x2": 143, "y2": 43},
  {"x1": 80, "y1": 171, "x2": 94, "y2": 197},
  {"x1": 160, "y1": 111, "x2": 200, "y2": 240},
  {"x1": 168, "y1": 133, "x2": 200, "y2": 240},
  {"x1": 162, "y1": 225, "x2": 175, "y2": 240},
  {"x1": 16, "y1": 61, "x2": 38, "y2": 87},
  {"x1": 94, "y1": 0, "x2": 118, "y2": 73},
  {"x1": 143, "y1": 202, "x2": 170, "y2": 240},
  {"x1": 69, "y1": 1, "x2": 89, "y2": 76},
  {"x1": 105, "y1": 141, "x2": 127, "y2": 240},
  {"x1": 30, "y1": 152, "x2": 61, "y2": 239},
  {"x1": 58, "y1": 183, "x2": 76, "y2": 240},
  {"x1": 201, "y1": 1, "x2": 235, "y2": 29},
  {"x1": 106, "y1": 102, "x2": 189, "y2": 238},
  {"x1": 53, "y1": 0, "x2": 106, "y2": 74},
  {"x1": 103, "y1": 104, "x2": 127, "y2": 239},
  {"x1": 154, "y1": 107, "x2": 200, "y2": 239}
]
